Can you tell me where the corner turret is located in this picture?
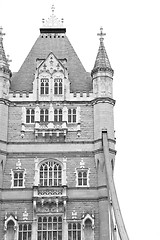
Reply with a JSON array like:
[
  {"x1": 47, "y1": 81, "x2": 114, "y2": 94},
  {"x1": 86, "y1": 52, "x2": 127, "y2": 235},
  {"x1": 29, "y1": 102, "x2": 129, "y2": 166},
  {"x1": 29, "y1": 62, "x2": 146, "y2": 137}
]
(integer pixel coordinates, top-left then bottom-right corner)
[
  {"x1": 91, "y1": 27, "x2": 114, "y2": 98},
  {"x1": 0, "y1": 27, "x2": 11, "y2": 99}
]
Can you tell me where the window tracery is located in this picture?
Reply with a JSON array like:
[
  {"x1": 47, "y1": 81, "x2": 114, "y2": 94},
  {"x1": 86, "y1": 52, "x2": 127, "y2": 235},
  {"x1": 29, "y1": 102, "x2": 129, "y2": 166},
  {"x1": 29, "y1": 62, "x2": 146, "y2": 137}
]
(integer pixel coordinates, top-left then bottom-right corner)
[{"x1": 39, "y1": 161, "x2": 62, "y2": 186}]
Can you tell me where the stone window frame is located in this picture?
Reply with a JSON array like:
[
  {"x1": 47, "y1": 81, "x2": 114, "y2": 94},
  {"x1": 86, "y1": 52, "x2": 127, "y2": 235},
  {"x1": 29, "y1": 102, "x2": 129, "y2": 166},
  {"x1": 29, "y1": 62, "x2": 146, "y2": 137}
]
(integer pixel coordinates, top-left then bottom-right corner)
[
  {"x1": 40, "y1": 108, "x2": 49, "y2": 122},
  {"x1": 40, "y1": 77, "x2": 49, "y2": 95},
  {"x1": 34, "y1": 157, "x2": 67, "y2": 187},
  {"x1": 54, "y1": 78, "x2": 63, "y2": 95},
  {"x1": 25, "y1": 108, "x2": 35, "y2": 124},
  {"x1": 75, "y1": 159, "x2": 90, "y2": 188},
  {"x1": 37, "y1": 215, "x2": 63, "y2": 240},
  {"x1": 39, "y1": 160, "x2": 62, "y2": 187},
  {"x1": 10, "y1": 160, "x2": 26, "y2": 189},
  {"x1": 18, "y1": 222, "x2": 32, "y2": 240},
  {"x1": 54, "y1": 108, "x2": 63, "y2": 122},
  {"x1": 68, "y1": 221, "x2": 82, "y2": 240},
  {"x1": 68, "y1": 108, "x2": 77, "y2": 123}
]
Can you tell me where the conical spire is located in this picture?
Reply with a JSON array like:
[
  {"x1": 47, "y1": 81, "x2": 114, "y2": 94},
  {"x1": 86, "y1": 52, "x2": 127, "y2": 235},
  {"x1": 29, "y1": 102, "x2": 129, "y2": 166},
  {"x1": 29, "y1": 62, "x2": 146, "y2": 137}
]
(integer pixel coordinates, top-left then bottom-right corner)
[
  {"x1": 0, "y1": 27, "x2": 8, "y2": 67},
  {"x1": 91, "y1": 27, "x2": 113, "y2": 76}
]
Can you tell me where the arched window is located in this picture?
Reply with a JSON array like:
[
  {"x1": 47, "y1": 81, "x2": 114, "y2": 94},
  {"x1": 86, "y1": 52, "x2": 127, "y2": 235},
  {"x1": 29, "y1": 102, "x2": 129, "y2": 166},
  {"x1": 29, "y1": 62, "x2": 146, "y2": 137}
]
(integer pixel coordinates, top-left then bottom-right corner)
[
  {"x1": 38, "y1": 216, "x2": 62, "y2": 240},
  {"x1": 6, "y1": 220, "x2": 15, "y2": 240},
  {"x1": 54, "y1": 78, "x2": 63, "y2": 95},
  {"x1": 39, "y1": 161, "x2": 62, "y2": 186},
  {"x1": 40, "y1": 78, "x2": 49, "y2": 95},
  {"x1": 40, "y1": 109, "x2": 49, "y2": 122}
]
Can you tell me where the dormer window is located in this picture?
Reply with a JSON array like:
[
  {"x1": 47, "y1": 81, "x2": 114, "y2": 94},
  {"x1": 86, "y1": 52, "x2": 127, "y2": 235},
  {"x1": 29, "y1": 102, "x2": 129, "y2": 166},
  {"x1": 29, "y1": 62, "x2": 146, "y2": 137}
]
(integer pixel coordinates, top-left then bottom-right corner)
[
  {"x1": 54, "y1": 78, "x2": 63, "y2": 95},
  {"x1": 40, "y1": 78, "x2": 49, "y2": 95},
  {"x1": 54, "y1": 109, "x2": 63, "y2": 122},
  {"x1": 40, "y1": 109, "x2": 49, "y2": 122}
]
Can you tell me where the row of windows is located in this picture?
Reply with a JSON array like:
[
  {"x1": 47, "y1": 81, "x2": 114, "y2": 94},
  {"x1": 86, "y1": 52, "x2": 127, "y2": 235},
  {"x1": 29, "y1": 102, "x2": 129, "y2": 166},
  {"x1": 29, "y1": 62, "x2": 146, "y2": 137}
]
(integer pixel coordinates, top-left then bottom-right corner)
[
  {"x1": 26, "y1": 108, "x2": 76, "y2": 123},
  {"x1": 40, "y1": 78, "x2": 62, "y2": 95},
  {"x1": 17, "y1": 220, "x2": 82, "y2": 240},
  {"x1": 12, "y1": 161, "x2": 89, "y2": 188}
]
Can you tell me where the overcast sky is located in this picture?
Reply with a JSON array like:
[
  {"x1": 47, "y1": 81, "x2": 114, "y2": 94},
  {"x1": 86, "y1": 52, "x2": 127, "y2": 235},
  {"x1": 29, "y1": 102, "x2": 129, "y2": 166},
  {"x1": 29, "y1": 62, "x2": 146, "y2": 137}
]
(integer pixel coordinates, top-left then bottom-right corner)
[{"x1": 1, "y1": 0, "x2": 160, "y2": 239}]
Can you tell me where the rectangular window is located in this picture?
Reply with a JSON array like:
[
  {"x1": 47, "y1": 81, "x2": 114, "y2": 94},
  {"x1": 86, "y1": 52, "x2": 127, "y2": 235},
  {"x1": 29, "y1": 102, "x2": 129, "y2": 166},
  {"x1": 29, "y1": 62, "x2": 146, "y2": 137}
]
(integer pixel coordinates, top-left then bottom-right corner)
[
  {"x1": 54, "y1": 109, "x2": 63, "y2": 122},
  {"x1": 40, "y1": 109, "x2": 49, "y2": 122},
  {"x1": 68, "y1": 109, "x2": 76, "y2": 123},
  {"x1": 68, "y1": 222, "x2": 81, "y2": 240},
  {"x1": 54, "y1": 78, "x2": 63, "y2": 95},
  {"x1": 77, "y1": 170, "x2": 88, "y2": 186},
  {"x1": 26, "y1": 109, "x2": 35, "y2": 123},
  {"x1": 40, "y1": 78, "x2": 49, "y2": 95},
  {"x1": 18, "y1": 223, "x2": 32, "y2": 240},
  {"x1": 13, "y1": 171, "x2": 24, "y2": 187},
  {"x1": 37, "y1": 216, "x2": 62, "y2": 240}
]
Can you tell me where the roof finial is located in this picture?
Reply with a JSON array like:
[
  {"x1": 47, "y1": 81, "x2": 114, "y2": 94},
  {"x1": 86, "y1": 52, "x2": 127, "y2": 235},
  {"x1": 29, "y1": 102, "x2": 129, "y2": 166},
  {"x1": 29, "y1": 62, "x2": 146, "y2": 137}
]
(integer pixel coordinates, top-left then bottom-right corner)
[
  {"x1": 41, "y1": 4, "x2": 64, "y2": 28},
  {"x1": 51, "y1": 4, "x2": 55, "y2": 14},
  {"x1": 0, "y1": 26, "x2": 5, "y2": 39},
  {"x1": 97, "y1": 27, "x2": 106, "y2": 42}
]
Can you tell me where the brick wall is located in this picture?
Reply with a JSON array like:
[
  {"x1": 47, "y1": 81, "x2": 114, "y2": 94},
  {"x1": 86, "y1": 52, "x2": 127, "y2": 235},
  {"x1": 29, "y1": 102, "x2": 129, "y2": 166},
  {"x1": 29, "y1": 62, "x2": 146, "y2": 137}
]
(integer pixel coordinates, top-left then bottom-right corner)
[{"x1": 8, "y1": 104, "x2": 94, "y2": 142}]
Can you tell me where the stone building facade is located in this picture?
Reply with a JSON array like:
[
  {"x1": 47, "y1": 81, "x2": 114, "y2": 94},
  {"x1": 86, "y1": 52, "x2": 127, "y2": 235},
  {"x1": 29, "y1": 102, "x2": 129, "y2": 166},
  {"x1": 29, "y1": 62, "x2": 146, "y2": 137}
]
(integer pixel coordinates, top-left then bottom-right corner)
[{"x1": 0, "y1": 8, "x2": 117, "y2": 240}]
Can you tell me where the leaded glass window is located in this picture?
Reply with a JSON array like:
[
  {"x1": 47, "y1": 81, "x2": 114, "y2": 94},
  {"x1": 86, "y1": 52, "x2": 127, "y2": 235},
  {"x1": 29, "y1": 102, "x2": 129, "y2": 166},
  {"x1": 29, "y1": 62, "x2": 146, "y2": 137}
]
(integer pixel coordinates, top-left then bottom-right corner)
[
  {"x1": 68, "y1": 222, "x2": 81, "y2": 240},
  {"x1": 37, "y1": 216, "x2": 62, "y2": 240},
  {"x1": 39, "y1": 161, "x2": 62, "y2": 186},
  {"x1": 18, "y1": 223, "x2": 32, "y2": 240}
]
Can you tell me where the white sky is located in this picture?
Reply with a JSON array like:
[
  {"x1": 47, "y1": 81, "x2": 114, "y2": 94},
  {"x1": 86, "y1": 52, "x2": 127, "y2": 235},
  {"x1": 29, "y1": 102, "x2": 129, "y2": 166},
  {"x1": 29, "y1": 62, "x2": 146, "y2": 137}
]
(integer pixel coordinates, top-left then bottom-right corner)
[{"x1": 1, "y1": 0, "x2": 160, "y2": 239}]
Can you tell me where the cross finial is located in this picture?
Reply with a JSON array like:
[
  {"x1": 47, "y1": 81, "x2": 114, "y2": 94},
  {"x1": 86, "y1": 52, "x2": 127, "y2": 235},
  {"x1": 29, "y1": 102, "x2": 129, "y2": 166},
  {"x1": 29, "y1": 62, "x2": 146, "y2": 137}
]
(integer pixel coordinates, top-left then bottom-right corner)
[
  {"x1": 97, "y1": 27, "x2": 106, "y2": 41},
  {"x1": 51, "y1": 4, "x2": 55, "y2": 14},
  {"x1": 0, "y1": 27, "x2": 5, "y2": 39}
]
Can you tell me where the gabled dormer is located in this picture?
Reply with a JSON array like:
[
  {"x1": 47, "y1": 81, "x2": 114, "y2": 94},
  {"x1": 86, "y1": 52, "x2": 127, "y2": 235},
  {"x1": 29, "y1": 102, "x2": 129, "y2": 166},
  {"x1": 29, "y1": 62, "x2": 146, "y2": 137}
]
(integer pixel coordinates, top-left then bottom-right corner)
[{"x1": 33, "y1": 52, "x2": 70, "y2": 101}]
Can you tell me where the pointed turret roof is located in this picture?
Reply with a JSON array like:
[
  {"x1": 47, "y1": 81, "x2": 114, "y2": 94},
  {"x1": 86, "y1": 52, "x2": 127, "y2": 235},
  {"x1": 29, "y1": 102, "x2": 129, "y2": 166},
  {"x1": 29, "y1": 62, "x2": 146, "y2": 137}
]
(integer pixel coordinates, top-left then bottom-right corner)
[
  {"x1": 0, "y1": 27, "x2": 8, "y2": 67},
  {"x1": 92, "y1": 27, "x2": 113, "y2": 76},
  {"x1": 10, "y1": 6, "x2": 92, "y2": 92}
]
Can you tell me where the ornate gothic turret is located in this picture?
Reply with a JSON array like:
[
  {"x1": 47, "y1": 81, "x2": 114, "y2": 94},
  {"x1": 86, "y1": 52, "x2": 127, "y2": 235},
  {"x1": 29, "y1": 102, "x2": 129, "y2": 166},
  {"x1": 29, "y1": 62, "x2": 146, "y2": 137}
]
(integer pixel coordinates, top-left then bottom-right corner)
[
  {"x1": 0, "y1": 27, "x2": 11, "y2": 99},
  {"x1": 92, "y1": 27, "x2": 114, "y2": 98},
  {"x1": 0, "y1": 27, "x2": 11, "y2": 193}
]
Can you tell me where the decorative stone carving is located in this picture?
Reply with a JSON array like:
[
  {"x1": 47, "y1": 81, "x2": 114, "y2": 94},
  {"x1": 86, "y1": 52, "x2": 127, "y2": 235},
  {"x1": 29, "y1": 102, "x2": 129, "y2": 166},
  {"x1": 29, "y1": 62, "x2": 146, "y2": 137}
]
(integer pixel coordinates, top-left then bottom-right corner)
[{"x1": 23, "y1": 208, "x2": 28, "y2": 221}]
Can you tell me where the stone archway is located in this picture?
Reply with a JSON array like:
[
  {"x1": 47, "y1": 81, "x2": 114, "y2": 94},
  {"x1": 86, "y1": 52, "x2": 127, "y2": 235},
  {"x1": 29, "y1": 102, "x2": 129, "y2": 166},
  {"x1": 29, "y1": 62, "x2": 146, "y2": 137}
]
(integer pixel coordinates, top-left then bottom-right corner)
[
  {"x1": 84, "y1": 219, "x2": 94, "y2": 240},
  {"x1": 6, "y1": 220, "x2": 15, "y2": 240}
]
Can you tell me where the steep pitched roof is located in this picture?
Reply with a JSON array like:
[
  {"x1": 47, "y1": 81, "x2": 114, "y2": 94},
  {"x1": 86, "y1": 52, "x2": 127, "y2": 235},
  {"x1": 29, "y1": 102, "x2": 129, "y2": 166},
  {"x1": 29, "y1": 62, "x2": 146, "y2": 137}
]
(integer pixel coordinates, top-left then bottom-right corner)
[
  {"x1": 10, "y1": 33, "x2": 92, "y2": 92},
  {"x1": 93, "y1": 39, "x2": 112, "y2": 70},
  {"x1": 92, "y1": 27, "x2": 113, "y2": 76},
  {"x1": 0, "y1": 27, "x2": 9, "y2": 68}
]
